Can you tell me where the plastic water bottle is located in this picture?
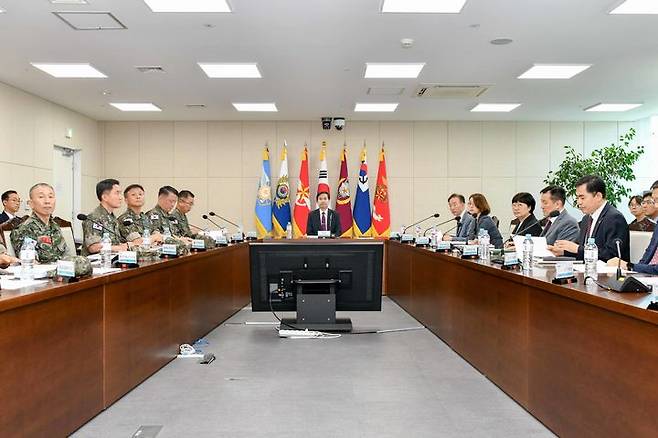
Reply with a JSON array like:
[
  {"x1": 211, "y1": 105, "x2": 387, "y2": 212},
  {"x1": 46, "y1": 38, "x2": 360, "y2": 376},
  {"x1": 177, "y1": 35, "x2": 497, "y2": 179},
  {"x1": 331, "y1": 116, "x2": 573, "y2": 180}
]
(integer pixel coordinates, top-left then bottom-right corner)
[
  {"x1": 20, "y1": 238, "x2": 36, "y2": 281},
  {"x1": 430, "y1": 225, "x2": 438, "y2": 248},
  {"x1": 584, "y1": 238, "x2": 598, "y2": 278},
  {"x1": 522, "y1": 234, "x2": 534, "y2": 271},
  {"x1": 101, "y1": 233, "x2": 112, "y2": 269},
  {"x1": 163, "y1": 227, "x2": 172, "y2": 240},
  {"x1": 142, "y1": 228, "x2": 151, "y2": 249},
  {"x1": 414, "y1": 225, "x2": 421, "y2": 241},
  {"x1": 286, "y1": 223, "x2": 293, "y2": 239},
  {"x1": 479, "y1": 229, "x2": 490, "y2": 261}
]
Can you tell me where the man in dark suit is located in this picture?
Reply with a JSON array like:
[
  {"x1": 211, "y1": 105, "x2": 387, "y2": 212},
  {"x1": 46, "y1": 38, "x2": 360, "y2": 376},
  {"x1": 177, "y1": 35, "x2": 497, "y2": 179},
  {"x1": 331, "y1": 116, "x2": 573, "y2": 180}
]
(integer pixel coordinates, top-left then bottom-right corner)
[
  {"x1": 306, "y1": 191, "x2": 341, "y2": 237},
  {"x1": 551, "y1": 175, "x2": 629, "y2": 261},
  {"x1": 0, "y1": 190, "x2": 21, "y2": 224},
  {"x1": 443, "y1": 193, "x2": 475, "y2": 242}
]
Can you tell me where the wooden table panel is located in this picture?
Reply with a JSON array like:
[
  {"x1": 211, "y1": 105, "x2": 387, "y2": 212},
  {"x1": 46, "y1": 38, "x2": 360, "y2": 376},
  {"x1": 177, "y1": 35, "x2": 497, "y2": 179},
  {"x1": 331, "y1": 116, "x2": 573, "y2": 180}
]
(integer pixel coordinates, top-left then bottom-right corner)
[{"x1": 0, "y1": 287, "x2": 103, "y2": 438}]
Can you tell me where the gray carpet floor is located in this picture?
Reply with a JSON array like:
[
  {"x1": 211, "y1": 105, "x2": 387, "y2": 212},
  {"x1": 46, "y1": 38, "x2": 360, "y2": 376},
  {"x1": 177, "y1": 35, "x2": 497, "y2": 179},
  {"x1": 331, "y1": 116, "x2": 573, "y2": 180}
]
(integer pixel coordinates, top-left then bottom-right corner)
[{"x1": 71, "y1": 297, "x2": 554, "y2": 438}]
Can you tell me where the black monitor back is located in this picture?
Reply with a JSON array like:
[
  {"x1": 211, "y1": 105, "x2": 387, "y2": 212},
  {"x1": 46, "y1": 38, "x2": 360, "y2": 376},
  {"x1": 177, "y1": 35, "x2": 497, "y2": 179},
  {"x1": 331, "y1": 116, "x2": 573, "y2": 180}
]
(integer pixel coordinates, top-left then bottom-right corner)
[{"x1": 250, "y1": 241, "x2": 383, "y2": 312}]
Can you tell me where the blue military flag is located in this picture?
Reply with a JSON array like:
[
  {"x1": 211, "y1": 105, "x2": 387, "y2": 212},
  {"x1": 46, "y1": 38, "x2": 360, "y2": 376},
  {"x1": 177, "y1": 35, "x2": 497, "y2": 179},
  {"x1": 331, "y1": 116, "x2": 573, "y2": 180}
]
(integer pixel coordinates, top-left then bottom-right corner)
[
  {"x1": 353, "y1": 146, "x2": 372, "y2": 237},
  {"x1": 272, "y1": 144, "x2": 292, "y2": 238},
  {"x1": 255, "y1": 147, "x2": 273, "y2": 238}
]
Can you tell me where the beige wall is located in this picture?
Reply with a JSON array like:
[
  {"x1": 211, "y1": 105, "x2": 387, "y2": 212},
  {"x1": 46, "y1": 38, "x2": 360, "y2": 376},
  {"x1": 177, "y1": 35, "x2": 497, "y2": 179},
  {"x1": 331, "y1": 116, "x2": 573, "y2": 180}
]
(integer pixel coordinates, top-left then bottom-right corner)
[
  {"x1": 100, "y1": 119, "x2": 656, "y2": 235},
  {"x1": 0, "y1": 81, "x2": 102, "y2": 220}
]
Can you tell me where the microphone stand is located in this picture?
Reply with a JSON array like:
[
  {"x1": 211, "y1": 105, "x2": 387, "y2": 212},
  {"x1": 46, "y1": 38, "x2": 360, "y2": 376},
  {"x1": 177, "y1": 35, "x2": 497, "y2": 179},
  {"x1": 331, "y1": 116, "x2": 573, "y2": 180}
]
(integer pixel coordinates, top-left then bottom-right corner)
[{"x1": 403, "y1": 214, "x2": 440, "y2": 234}]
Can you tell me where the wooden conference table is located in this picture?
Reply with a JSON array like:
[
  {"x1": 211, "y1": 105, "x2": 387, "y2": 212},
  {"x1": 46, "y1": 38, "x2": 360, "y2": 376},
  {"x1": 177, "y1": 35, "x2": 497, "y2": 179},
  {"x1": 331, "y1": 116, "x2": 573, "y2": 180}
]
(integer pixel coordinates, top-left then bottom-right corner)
[
  {"x1": 386, "y1": 240, "x2": 658, "y2": 438},
  {"x1": 2, "y1": 239, "x2": 658, "y2": 437}
]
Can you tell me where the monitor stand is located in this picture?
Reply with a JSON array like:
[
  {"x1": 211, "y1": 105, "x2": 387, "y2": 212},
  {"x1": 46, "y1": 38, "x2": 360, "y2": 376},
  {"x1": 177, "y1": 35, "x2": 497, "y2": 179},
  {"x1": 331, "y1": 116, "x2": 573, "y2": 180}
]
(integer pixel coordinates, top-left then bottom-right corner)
[{"x1": 280, "y1": 279, "x2": 353, "y2": 332}]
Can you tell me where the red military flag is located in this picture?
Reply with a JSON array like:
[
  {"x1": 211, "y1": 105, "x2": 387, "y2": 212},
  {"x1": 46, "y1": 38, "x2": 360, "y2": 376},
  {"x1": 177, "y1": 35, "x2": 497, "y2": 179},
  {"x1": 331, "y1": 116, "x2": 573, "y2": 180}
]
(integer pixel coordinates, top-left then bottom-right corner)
[
  {"x1": 293, "y1": 146, "x2": 311, "y2": 237},
  {"x1": 335, "y1": 146, "x2": 354, "y2": 237},
  {"x1": 372, "y1": 145, "x2": 391, "y2": 238}
]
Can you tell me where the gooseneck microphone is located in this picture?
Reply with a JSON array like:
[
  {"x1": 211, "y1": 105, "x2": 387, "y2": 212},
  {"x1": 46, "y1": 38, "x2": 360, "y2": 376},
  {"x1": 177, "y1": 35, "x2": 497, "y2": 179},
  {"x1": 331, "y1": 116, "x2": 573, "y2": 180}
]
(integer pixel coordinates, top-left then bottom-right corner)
[
  {"x1": 403, "y1": 213, "x2": 440, "y2": 234},
  {"x1": 422, "y1": 216, "x2": 460, "y2": 236},
  {"x1": 202, "y1": 214, "x2": 221, "y2": 229},
  {"x1": 77, "y1": 213, "x2": 125, "y2": 240},
  {"x1": 512, "y1": 210, "x2": 560, "y2": 238},
  {"x1": 614, "y1": 238, "x2": 623, "y2": 280},
  {"x1": 209, "y1": 211, "x2": 240, "y2": 229}
]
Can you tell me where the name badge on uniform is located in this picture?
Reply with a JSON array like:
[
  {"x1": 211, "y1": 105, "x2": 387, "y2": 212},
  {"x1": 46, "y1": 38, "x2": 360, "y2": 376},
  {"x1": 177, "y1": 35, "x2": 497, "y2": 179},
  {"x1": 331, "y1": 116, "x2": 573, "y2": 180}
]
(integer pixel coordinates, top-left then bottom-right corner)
[
  {"x1": 161, "y1": 244, "x2": 177, "y2": 256},
  {"x1": 318, "y1": 230, "x2": 331, "y2": 238},
  {"x1": 57, "y1": 260, "x2": 76, "y2": 278},
  {"x1": 170, "y1": 219, "x2": 178, "y2": 224},
  {"x1": 124, "y1": 218, "x2": 134, "y2": 224},
  {"x1": 151, "y1": 214, "x2": 159, "y2": 220},
  {"x1": 92, "y1": 223, "x2": 103, "y2": 231},
  {"x1": 462, "y1": 245, "x2": 478, "y2": 256},
  {"x1": 118, "y1": 251, "x2": 138, "y2": 264},
  {"x1": 192, "y1": 239, "x2": 206, "y2": 250}
]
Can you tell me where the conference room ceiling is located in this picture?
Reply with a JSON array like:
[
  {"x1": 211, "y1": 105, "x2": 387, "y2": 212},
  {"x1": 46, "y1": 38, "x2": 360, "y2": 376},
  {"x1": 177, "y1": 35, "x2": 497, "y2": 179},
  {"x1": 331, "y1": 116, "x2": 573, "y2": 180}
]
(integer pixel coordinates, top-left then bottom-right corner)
[{"x1": 0, "y1": 0, "x2": 657, "y2": 121}]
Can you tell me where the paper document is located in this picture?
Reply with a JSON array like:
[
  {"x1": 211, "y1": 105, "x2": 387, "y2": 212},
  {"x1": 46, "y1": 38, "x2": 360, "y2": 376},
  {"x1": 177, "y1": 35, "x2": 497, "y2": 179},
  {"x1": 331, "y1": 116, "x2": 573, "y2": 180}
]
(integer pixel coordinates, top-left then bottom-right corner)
[
  {"x1": 635, "y1": 276, "x2": 658, "y2": 287},
  {"x1": 0, "y1": 278, "x2": 48, "y2": 290},
  {"x1": 93, "y1": 267, "x2": 122, "y2": 275},
  {"x1": 6, "y1": 264, "x2": 57, "y2": 279},
  {"x1": 512, "y1": 236, "x2": 554, "y2": 259},
  {"x1": 573, "y1": 261, "x2": 633, "y2": 274}
]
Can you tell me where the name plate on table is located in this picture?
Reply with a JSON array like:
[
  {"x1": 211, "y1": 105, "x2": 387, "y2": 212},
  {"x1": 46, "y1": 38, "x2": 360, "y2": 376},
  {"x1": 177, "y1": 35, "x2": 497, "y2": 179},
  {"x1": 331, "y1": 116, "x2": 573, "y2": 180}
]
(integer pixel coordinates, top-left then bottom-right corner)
[
  {"x1": 462, "y1": 245, "x2": 479, "y2": 257},
  {"x1": 245, "y1": 231, "x2": 257, "y2": 240},
  {"x1": 192, "y1": 239, "x2": 206, "y2": 250},
  {"x1": 555, "y1": 261, "x2": 575, "y2": 279},
  {"x1": 389, "y1": 231, "x2": 401, "y2": 241},
  {"x1": 415, "y1": 236, "x2": 430, "y2": 247},
  {"x1": 503, "y1": 252, "x2": 519, "y2": 266},
  {"x1": 215, "y1": 235, "x2": 228, "y2": 246},
  {"x1": 231, "y1": 233, "x2": 244, "y2": 242},
  {"x1": 118, "y1": 251, "x2": 138, "y2": 264},
  {"x1": 57, "y1": 260, "x2": 76, "y2": 278},
  {"x1": 161, "y1": 244, "x2": 178, "y2": 256},
  {"x1": 436, "y1": 241, "x2": 451, "y2": 251},
  {"x1": 401, "y1": 234, "x2": 414, "y2": 243},
  {"x1": 318, "y1": 230, "x2": 331, "y2": 238}
]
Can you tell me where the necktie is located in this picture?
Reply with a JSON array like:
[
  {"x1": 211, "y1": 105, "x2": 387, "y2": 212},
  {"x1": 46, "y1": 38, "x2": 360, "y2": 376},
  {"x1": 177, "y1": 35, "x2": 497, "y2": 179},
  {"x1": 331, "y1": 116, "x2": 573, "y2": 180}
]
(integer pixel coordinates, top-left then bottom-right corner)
[
  {"x1": 650, "y1": 245, "x2": 658, "y2": 265},
  {"x1": 321, "y1": 211, "x2": 327, "y2": 231},
  {"x1": 583, "y1": 216, "x2": 593, "y2": 243},
  {"x1": 542, "y1": 220, "x2": 552, "y2": 236}
]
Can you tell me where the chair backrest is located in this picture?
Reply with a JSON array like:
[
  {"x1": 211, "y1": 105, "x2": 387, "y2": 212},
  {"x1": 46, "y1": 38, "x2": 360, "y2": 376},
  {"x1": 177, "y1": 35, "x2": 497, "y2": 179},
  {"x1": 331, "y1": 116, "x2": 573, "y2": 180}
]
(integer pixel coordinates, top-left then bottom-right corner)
[
  {"x1": 53, "y1": 217, "x2": 77, "y2": 257},
  {"x1": 491, "y1": 216, "x2": 500, "y2": 229},
  {"x1": 630, "y1": 230, "x2": 653, "y2": 264},
  {"x1": 0, "y1": 217, "x2": 24, "y2": 257}
]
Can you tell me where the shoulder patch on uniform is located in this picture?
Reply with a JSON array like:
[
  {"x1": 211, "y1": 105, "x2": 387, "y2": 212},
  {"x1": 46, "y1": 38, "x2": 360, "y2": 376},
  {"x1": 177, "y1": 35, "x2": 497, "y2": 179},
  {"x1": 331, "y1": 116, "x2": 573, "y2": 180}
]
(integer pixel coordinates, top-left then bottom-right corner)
[
  {"x1": 92, "y1": 223, "x2": 103, "y2": 231},
  {"x1": 151, "y1": 214, "x2": 159, "y2": 220}
]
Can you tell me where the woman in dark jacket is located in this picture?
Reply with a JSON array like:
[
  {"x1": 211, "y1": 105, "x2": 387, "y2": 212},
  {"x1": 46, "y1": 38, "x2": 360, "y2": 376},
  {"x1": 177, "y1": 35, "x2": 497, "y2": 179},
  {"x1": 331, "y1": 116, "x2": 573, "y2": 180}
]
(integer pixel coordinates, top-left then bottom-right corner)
[
  {"x1": 510, "y1": 192, "x2": 543, "y2": 237},
  {"x1": 466, "y1": 193, "x2": 504, "y2": 249}
]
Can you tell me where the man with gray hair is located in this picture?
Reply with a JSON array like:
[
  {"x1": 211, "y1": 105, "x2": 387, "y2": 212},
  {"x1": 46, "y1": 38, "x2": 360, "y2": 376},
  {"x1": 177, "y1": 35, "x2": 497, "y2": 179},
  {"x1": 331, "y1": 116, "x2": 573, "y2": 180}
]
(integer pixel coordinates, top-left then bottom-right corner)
[{"x1": 10, "y1": 183, "x2": 68, "y2": 263}]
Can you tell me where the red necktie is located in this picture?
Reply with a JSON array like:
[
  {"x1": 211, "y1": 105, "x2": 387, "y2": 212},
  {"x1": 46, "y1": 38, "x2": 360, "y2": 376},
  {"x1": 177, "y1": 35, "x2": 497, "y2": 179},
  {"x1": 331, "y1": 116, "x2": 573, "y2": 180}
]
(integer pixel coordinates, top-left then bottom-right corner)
[
  {"x1": 583, "y1": 216, "x2": 593, "y2": 243},
  {"x1": 321, "y1": 211, "x2": 327, "y2": 231}
]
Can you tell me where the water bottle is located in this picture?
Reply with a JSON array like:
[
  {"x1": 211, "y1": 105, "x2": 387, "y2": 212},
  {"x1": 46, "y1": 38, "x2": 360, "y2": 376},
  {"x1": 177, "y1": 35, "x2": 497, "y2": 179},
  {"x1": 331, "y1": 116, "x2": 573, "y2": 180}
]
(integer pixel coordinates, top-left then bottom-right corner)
[
  {"x1": 20, "y1": 238, "x2": 36, "y2": 281},
  {"x1": 286, "y1": 223, "x2": 293, "y2": 239},
  {"x1": 101, "y1": 233, "x2": 112, "y2": 269},
  {"x1": 522, "y1": 234, "x2": 534, "y2": 271},
  {"x1": 479, "y1": 229, "x2": 490, "y2": 261},
  {"x1": 430, "y1": 225, "x2": 438, "y2": 248},
  {"x1": 414, "y1": 225, "x2": 421, "y2": 241},
  {"x1": 142, "y1": 228, "x2": 151, "y2": 249},
  {"x1": 163, "y1": 227, "x2": 172, "y2": 240},
  {"x1": 584, "y1": 238, "x2": 598, "y2": 278}
]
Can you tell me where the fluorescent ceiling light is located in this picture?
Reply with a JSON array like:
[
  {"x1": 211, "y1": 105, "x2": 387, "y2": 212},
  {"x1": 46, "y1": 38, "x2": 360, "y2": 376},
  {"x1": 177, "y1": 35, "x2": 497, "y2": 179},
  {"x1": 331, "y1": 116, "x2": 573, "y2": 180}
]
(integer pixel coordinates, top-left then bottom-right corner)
[
  {"x1": 110, "y1": 103, "x2": 162, "y2": 112},
  {"x1": 50, "y1": 0, "x2": 89, "y2": 4},
  {"x1": 518, "y1": 64, "x2": 591, "y2": 79},
  {"x1": 354, "y1": 103, "x2": 399, "y2": 112},
  {"x1": 232, "y1": 103, "x2": 278, "y2": 112},
  {"x1": 0, "y1": 7, "x2": 5, "y2": 13},
  {"x1": 471, "y1": 103, "x2": 521, "y2": 112},
  {"x1": 584, "y1": 103, "x2": 642, "y2": 112},
  {"x1": 610, "y1": 0, "x2": 658, "y2": 14},
  {"x1": 30, "y1": 63, "x2": 107, "y2": 78},
  {"x1": 198, "y1": 63, "x2": 262, "y2": 78},
  {"x1": 143, "y1": 0, "x2": 231, "y2": 12},
  {"x1": 381, "y1": 0, "x2": 467, "y2": 13},
  {"x1": 364, "y1": 63, "x2": 425, "y2": 78}
]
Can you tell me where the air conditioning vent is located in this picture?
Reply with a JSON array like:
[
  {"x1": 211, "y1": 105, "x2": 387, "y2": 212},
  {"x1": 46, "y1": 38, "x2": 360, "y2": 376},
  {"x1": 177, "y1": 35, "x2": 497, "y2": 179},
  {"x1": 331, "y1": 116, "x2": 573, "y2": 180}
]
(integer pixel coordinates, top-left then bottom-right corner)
[
  {"x1": 185, "y1": 104, "x2": 206, "y2": 108},
  {"x1": 136, "y1": 66, "x2": 165, "y2": 73},
  {"x1": 414, "y1": 84, "x2": 490, "y2": 99},
  {"x1": 367, "y1": 87, "x2": 405, "y2": 96}
]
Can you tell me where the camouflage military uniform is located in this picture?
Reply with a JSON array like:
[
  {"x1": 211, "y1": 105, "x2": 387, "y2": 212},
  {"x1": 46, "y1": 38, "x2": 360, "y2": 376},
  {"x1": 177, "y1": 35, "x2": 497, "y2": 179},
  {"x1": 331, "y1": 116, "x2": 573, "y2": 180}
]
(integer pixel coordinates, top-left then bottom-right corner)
[
  {"x1": 169, "y1": 208, "x2": 193, "y2": 238},
  {"x1": 10, "y1": 213, "x2": 68, "y2": 263},
  {"x1": 117, "y1": 208, "x2": 152, "y2": 242},
  {"x1": 146, "y1": 205, "x2": 175, "y2": 235},
  {"x1": 82, "y1": 204, "x2": 124, "y2": 256}
]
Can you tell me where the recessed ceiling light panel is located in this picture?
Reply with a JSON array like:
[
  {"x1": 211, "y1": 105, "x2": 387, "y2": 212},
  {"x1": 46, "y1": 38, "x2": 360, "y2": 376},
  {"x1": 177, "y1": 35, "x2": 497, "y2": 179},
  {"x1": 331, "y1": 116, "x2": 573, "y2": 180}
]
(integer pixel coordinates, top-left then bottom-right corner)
[
  {"x1": 584, "y1": 103, "x2": 642, "y2": 112},
  {"x1": 31, "y1": 62, "x2": 107, "y2": 78},
  {"x1": 610, "y1": 0, "x2": 658, "y2": 14},
  {"x1": 198, "y1": 63, "x2": 262, "y2": 78},
  {"x1": 232, "y1": 103, "x2": 278, "y2": 112},
  {"x1": 354, "y1": 103, "x2": 399, "y2": 112},
  {"x1": 110, "y1": 103, "x2": 162, "y2": 112},
  {"x1": 364, "y1": 63, "x2": 425, "y2": 78},
  {"x1": 381, "y1": 0, "x2": 467, "y2": 13},
  {"x1": 143, "y1": 0, "x2": 231, "y2": 12},
  {"x1": 518, "y1": 64, "x2": 591, "y2": 79},
  {"x1": 471, "y1": 103, "x2": 521, "y2": 112}
]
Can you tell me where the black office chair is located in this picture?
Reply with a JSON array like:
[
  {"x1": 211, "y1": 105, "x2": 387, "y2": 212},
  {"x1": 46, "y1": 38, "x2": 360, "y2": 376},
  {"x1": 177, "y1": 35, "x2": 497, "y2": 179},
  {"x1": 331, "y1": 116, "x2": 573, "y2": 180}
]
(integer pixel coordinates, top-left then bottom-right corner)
[{"x1": 491, "y1": 216, "x2": 501, "y2": 229}]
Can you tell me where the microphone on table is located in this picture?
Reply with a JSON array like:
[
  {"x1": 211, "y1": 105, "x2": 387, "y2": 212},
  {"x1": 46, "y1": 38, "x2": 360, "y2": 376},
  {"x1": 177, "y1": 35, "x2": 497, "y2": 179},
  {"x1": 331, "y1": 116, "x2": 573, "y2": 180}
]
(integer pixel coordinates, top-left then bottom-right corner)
[
  {"x1": 209, "y1": 211, "x2": 240, "y2": 230},
  {"x1": 202, "y1": 214, "x2": 221, "y2": 229},
  {"x1": 403, "y1": 213, "x2": 440, "y2": 234},
  {"x1": 422, "y1": 216, "x2": 460, "y2": 236},
  {"x1": 614, "y1": 238, "x2": 623, "y2": 280},
  {"x1": 512, "y1": 210, "x2": 560, "y2": 239},
  {"x1": 77, "y1": 213, "x2": 124, "y2": 240},
  {"x1": 604, "y1": 238, "x2": 651, "y2": 293}
]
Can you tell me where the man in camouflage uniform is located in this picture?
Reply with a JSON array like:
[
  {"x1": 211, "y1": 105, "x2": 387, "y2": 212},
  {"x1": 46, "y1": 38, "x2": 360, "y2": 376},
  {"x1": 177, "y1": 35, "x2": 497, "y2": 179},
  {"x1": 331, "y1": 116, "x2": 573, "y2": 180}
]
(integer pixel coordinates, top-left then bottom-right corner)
[
  {"x1": 0, "y1": 243, "x2": 19, "y2": 268},
  {"x1": 117, "y1": 184, "x2": 163, "y2": 244},
  {"x1": 170, "y1": 190, "x2": 197, "y2": 239},
  {"x1": 82, "y1": 179, "x2": 129, "y2": 256},
  {"x1": 10, "y1": 183, "x2": 68, "y2": 263},
  {"x1": 147, "y1": 185, "x2": 179, "y2": 235}
]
